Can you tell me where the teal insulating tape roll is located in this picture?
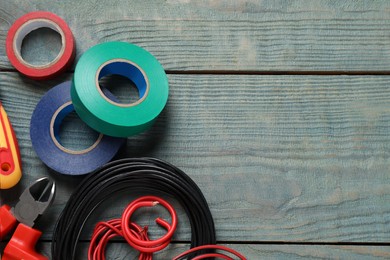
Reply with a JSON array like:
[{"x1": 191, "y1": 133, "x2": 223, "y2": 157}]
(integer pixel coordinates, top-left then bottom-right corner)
[{"x1": 71, "y1": 41, "x2": 169, "y2": 137}]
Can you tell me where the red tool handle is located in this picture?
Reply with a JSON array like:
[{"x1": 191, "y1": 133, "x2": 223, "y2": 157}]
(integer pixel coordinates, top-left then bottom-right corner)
[
  {"x1": 0, "y1": 205, "x2": 17, "y2": 240},
  {"x1": 2, "y1": 223, "x2": 47, "y2": 260}
]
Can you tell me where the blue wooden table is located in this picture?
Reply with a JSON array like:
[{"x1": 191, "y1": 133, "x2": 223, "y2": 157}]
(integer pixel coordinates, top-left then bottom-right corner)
[{"x1": 1, "y1": 1, "x2": 390, "y2": 259}]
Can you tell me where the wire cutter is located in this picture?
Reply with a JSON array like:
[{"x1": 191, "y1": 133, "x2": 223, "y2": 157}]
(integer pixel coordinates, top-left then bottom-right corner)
[{"x1": 0, "y1": 177, "x2": 55, "y2": 260}]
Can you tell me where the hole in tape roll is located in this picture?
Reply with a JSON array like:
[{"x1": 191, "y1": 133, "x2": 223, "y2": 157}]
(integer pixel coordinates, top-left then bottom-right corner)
[
  {"x1": 52, "y1": 102, "x2": 102, "y2": 154},
  {"x1": 99, "y1": 74, "x2": 140, "y2": 104},
  {"x1": 20, "y1": 28, "x2": 62, "y2": 66},
  {"x1": 97, "y1": 60, "x2": 148, "y2": 107},
  {"x1": 14, "y1": 19, "x2": 65, "y2": 68}
]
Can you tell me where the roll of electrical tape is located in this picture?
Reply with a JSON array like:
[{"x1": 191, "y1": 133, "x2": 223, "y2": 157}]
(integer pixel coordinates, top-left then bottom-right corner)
[
  {"x1": 30, "y1": 81, "x2": 125, "y2": 175},
  {"x1": 6, "y1": 11, "x2": 75, "y2": 80},
  {"x1": 71, "y1": 41, "x2": 169, "y2": 137}
]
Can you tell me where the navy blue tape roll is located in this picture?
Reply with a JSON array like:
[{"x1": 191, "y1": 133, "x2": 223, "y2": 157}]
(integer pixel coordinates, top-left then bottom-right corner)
[{"x1": 30, "y1": 81, "x2": 126, "y2": 175}]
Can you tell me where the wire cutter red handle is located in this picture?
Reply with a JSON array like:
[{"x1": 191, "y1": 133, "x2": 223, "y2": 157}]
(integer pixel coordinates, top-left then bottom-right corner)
[
  {"x1": 0, "y1": 178, "x2": 55, "y2": 260},
  {"x1": 0, "y1": 205, "x2": 47, "y2": 260},
  {"x1": 0, "y1": 205, "x2": 17, "y2": 240},
  {"x1": 2, "y1": 224, "x2": 47, "y2": 260}
]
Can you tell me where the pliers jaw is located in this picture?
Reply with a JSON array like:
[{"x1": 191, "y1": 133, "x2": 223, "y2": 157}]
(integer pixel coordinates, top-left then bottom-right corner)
[{"x1": 11, "y1": 177, "x2": 56, "y2": 227}]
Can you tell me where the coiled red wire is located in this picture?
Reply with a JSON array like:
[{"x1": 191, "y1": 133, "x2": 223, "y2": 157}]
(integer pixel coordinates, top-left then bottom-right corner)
[
  {"x1": 89, "y1": 220, "x2": 152, "y2": 260},
  {"x1": 52, "y1": 158, "x2": 216, "y2": 259},
  {"x1": 88, "y1": 196, "x2": 177, "y2": 260}
]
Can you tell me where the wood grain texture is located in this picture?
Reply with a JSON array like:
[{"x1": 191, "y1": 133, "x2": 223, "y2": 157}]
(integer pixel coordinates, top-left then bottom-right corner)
[
  {"x1": 1, "y1": 3, "x2": 389, "y2": 258},
  {"x1": 1, "y1": 0, "x2": 390, "y2": 71},
  {"x1": 0, "y1": 72, "x2": 389, "y2": 244},
  {"x1": 34, "y1": 243, "x2": 390, "y2": 259}
]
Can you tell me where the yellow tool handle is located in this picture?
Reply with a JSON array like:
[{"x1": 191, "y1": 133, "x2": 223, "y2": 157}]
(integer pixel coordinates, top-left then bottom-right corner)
[{"x1": 0, "y1": 102, "x2": 22, "y2": 189}]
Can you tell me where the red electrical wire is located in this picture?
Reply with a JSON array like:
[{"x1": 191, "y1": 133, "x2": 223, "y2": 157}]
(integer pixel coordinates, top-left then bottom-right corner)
[
  {"x1": 122, "y1": 196, "x2": 178, "y2": 253},
  {"x1": 89, "y1": 220, "x2": 152, "y2": 260},
  {"x1": 88, "y1": 196, "x2": 177, "y2": 260},
  {"x1": 173, "y1": 244, "x2": 247, "y2": 260}
]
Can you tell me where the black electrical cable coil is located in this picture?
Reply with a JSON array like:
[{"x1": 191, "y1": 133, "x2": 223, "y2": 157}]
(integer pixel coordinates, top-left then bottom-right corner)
[{"x1": 51, "y1": 157, "x2": 216, "y2": 259}]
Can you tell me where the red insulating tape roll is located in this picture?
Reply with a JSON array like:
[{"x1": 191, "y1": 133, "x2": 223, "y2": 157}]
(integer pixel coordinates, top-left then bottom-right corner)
[{"x1": 6, "y1": 11, "x2": 75, "y2": 80}]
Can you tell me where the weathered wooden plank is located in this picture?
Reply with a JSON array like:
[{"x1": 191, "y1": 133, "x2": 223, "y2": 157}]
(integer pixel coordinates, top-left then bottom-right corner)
[
  {"x1": 1, "y1": 1, "x2": 390, "y2": 71},
  {"x1": 1, "y1": 72, "x2": 390, "y2": 242},
  {"x1": 35, "y1": 243, "x2": 390, "y2": 259}
]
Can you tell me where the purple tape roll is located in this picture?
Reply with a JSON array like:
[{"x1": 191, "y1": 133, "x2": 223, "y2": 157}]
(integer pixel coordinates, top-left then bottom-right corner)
[{"x1": 30, "y1": 81, "x2": 125, "y2": 175}]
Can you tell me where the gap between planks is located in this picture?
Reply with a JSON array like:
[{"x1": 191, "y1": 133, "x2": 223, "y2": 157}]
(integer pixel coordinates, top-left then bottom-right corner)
[
  {"x1": 34, "y1": 240, "x2": 390, "y2": 247},
  {"x1": 2, "y1": 68, "x2": 390, "y2": 76}
]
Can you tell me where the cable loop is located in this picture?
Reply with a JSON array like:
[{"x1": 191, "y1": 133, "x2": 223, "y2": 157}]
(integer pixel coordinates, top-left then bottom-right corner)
[
  {"x1": 89, "y1": 219, "x2": 153, "y2": 260},
  {"x1": 122, "y1": 196, "x2": 177, "y2": 254},
  {"x1": 88, "y1": 196, "x2": 176, "y2": 260},
  {"x1": 52, "y1": 158, "x2": 216, "y2": 260}
]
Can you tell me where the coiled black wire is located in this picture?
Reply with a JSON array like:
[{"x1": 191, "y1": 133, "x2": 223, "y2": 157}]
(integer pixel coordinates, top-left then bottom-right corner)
[{"x1": 51, "y1": 157, "x2": 216, "y2": 259}]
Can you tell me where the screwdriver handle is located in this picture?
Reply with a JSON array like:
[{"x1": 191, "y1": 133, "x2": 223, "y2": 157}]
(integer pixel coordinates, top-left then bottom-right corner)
[
  {"x1": 0, "y1": 205, "x2": 17, "y2": 240},
  {"x1": 0, "y1": 102, "x2": 22, "y2": 189},
  {"x1": 2, "y1": 223, "x2": 47, "y2": 260}
]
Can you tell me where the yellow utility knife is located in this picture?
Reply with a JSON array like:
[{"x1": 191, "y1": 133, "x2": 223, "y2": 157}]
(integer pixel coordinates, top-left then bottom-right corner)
[{"x1": 0, "y1": 102, "x2": 22, "y2": 189}]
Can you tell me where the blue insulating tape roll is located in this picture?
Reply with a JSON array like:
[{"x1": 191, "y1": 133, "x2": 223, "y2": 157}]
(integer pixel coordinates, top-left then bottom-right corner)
[{"x1": 30, "y1": 81, "x2": 126, "y2": 175}]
